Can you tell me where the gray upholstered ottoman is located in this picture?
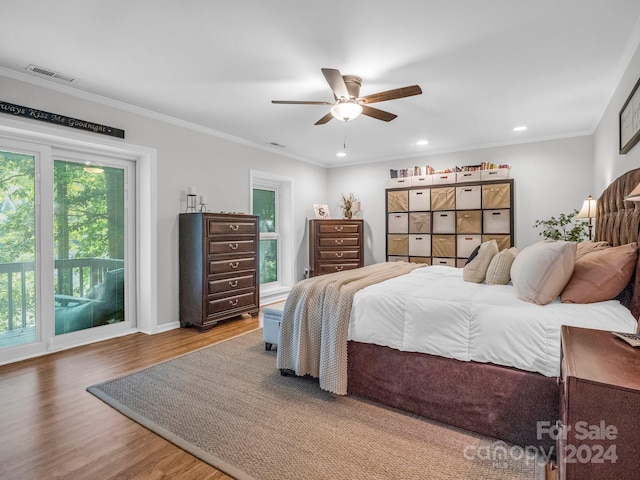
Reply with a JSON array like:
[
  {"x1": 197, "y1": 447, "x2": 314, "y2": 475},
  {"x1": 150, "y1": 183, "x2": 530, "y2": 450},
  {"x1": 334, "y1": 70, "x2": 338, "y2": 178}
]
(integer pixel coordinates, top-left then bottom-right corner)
[{"x1": 263, "y1": 301, "x2": 286, "y2": 351}]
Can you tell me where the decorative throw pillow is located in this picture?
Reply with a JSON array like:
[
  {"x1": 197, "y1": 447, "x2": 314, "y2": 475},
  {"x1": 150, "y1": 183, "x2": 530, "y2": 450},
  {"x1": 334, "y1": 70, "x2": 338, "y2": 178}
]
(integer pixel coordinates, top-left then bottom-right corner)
[
  {"x1": 485, "y1": 247, "x2": 518, "y2": 285},
  {"x1": 561, "y1": 242, "x2": 638, "y2": 304},
  {"x1": 510, "y1": 241, "x2": 576, "y2": 305},
  {"x1": 463, "y1": 240, "x2": 498, "y2": 283},
  {"x1": 575, "y1": 241, "x2": 611, "y2": 260}
]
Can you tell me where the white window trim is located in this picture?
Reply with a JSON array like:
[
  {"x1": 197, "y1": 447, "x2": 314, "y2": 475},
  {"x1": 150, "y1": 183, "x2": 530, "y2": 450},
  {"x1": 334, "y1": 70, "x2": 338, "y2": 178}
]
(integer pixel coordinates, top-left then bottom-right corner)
[
  {"x1": 0, "y1": 116, "x2": 157, "y2": 364},
  {"x1": 250, "y1": 169, "x2": 293, "y2": 304}
]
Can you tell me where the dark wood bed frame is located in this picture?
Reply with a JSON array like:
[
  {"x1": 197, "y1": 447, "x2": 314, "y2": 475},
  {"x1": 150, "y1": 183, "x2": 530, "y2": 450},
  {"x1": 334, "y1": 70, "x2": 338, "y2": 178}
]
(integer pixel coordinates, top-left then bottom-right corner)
[{"x1": 347, "y1": 167, "x2": 640, "y2": 450}]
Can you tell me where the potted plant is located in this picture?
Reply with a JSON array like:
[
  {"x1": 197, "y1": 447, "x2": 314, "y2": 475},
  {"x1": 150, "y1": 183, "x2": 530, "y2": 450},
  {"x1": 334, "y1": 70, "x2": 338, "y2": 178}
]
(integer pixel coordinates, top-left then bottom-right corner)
[
  {"x1": 533, "y1": 209, "x2": 589, "y2": 241},
  {"x1": 338, "y1": 193, "x2": 358, "y2": 220}
]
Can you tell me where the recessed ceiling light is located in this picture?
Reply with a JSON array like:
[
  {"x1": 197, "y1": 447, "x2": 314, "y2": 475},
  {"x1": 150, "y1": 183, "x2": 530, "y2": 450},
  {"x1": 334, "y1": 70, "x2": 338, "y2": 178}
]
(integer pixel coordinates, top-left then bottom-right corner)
[
  {"x1": 513, "y1": 126, "x2": 527, "y2": 132},
  {"x1": 416, "y1": 139, "x2": 429, "y2": 146},
  {"x1": 336, "y1": 152, "x2": 347, "y2": 157}
]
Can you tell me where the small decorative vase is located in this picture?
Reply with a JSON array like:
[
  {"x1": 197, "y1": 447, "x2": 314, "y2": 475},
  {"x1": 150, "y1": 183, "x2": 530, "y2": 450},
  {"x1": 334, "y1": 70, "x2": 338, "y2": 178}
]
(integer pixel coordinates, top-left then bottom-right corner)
[{"x1": 344, "y1": 209, "x2": 352, "y2": 220}]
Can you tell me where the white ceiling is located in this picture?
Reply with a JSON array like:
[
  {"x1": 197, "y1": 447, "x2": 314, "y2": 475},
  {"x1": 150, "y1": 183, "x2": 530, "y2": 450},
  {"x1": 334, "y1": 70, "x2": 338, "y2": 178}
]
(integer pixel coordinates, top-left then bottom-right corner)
[{"x1": 2, "y1": 1, "x2": 640, "y2": 167}]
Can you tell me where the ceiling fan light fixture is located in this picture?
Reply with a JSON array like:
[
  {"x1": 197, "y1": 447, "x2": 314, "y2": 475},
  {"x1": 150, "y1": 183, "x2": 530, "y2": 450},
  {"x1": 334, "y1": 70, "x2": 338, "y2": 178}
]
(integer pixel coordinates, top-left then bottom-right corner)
[{"x1": 330, "y1": 101, "x2": 363, "y2": 122}]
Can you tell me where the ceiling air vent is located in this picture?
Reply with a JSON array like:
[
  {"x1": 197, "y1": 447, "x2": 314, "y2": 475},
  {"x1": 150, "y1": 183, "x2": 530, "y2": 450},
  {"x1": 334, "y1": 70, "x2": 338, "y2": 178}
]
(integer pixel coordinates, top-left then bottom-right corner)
[
  {"x1": 26, "y1": 64, "x2": 75, "y2": 83},
  {"x1": 269, "y1": 142, "x2": 286, "y2": 148}
]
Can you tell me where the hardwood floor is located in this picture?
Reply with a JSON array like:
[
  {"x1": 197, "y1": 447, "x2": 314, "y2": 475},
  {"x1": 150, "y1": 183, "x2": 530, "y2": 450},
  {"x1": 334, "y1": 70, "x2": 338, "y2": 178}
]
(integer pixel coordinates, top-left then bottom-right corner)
[{"x1": 0, "y1": 314, "x2": 261, "y2": 480}]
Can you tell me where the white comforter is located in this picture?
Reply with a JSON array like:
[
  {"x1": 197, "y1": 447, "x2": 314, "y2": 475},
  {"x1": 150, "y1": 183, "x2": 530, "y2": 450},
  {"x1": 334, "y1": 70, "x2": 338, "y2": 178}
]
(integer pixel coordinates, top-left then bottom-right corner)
[{"x1": 348, "y1": 265, "x2": 638, "y2": 377}]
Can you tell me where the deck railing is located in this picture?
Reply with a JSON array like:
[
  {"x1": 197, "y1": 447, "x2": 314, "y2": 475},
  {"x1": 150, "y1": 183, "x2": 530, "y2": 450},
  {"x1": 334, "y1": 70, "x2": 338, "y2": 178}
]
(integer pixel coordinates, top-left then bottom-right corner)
[{"x1": 0, "y1": 258, "x2": 124, "y2": 331}]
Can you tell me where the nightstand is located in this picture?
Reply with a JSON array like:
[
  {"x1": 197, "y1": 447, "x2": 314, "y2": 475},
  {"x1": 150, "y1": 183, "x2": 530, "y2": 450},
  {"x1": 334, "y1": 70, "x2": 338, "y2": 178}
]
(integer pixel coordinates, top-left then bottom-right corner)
[{"x1": 558, "y1": 325, "x2": 640, "y2": 479}]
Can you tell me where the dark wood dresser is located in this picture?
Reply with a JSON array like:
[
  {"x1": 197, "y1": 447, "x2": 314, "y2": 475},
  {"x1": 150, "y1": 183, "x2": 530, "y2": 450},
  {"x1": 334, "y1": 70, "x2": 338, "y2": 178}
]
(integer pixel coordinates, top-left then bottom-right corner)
[
  {"x1": 308, "y1": 219, "x2": 364, "y2": 277},
  {"x1": 179, "y1": 212, "x2": 259, "y2": 331},
  {"x1": 558, "y1": 325, "x2": 640, "y2": 479}
]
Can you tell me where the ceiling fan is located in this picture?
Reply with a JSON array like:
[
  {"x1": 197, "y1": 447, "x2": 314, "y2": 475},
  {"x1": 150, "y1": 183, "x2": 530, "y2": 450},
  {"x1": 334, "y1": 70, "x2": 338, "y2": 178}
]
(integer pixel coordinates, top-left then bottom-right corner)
[{"x1": 272, "y1": 68, "x2": 422, "y2": 125}]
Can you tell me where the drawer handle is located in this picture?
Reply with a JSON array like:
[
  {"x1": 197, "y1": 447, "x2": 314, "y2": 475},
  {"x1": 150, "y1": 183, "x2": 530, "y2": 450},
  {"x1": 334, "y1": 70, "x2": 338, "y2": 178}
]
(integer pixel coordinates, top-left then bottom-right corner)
[
  {"x1": 415, "y1": 237, "x2": 423, "y2": 240},
  {"x1": 229, "y1": 243, "x2": 239, "y2": 250},
  {"x1": 465, "y1": 237, "x2": 473, "y2": 240},
  {"x1": 229, "y1": 280, "x2": 239, "y2": 287},
  {"x1": 492, "y1": 212, "x2": 501, "y2": 216},
  {"x1": 229, "y1": 299, "x2": 239, "y2": 306},
  {"x1": 464, "y1": 214, "x2": 471, "y2": 218},
  {"x1": 464, "y1": 188, "x2": 472, "y2": 192},
  {"x1": 335, "y1": 266, "x2": 344, "y2": 271},
  {"x1": 335, "y1": 239, "x2": 343, "y2": 244},
  {"x1": 335, "y1": 252, "x2": 344, "y2": 258},
  {"x1": 334, "y1": 226, "x2": 344, "y2": 232},
  {"x1": 416, "y1": 192, "x2": 423, "y2": 195},
  {"x1": 440, "y1": 214, "x2": 448, "y2": 217},
  {"x1": 229, "y1": 261, "x2": 239, "y2": 269},
  {"x1": 229, "y1": 224, "x2": 239, "y2": 231}
]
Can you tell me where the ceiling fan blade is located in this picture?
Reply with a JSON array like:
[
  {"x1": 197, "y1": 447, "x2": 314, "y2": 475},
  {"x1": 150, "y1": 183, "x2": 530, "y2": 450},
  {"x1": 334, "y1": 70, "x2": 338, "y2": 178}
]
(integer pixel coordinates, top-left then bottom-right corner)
[
  {"x1": 359, "y1": 85, "x2": 422, "y2": 104},
  {"x1": 361, "y1": 105, "x2": 397, "y2": 122},
  {"x1": 272, "y1": 100, "x2": 333, "y2": 105},
  {"x1": 321, "y1": 68, "x2": 350, "y2": 100},
  {"x1": 314, "y1": 112, "x2": 334, "y2": 125}
]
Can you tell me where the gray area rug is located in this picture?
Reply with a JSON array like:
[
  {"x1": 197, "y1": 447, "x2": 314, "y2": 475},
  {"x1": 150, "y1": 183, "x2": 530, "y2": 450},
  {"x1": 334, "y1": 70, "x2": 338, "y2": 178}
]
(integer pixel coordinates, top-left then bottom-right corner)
[{"x1": 88, "y1": 330, "x2": 545, "y2": 480}]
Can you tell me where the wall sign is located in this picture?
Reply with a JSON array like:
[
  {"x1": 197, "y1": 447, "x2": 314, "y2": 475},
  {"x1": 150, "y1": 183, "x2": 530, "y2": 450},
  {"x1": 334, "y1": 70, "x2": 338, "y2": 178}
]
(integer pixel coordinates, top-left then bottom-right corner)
[{"x1": 0, "y1": 100, "x2": 125, "y2": 139}]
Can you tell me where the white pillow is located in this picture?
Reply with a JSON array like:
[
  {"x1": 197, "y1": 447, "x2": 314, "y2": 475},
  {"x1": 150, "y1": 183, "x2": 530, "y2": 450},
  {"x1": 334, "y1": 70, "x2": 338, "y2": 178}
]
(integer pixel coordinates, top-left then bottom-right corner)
[{"x1": 510, "y1": 241, "x2": 576, "y2": 305}]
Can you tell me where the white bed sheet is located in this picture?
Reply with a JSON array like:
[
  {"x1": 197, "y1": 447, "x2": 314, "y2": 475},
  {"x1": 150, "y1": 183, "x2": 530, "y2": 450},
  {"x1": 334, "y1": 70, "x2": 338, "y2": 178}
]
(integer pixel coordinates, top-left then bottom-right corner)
[{"x1": 348, "y1": 265, "x2": 638, "y2": 377}]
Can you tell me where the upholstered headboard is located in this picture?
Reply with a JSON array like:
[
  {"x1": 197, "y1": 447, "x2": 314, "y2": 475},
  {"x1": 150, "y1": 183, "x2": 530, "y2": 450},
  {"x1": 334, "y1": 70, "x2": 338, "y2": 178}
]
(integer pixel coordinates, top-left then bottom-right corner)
[{"x1": 595, "y1": 167, "x2": 640, "y2": 320}]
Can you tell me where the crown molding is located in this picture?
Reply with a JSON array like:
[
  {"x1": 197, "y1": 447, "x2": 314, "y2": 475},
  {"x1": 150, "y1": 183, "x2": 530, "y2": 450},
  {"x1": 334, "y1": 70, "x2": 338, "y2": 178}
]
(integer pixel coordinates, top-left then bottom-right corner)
[{"x1": 0, "y1": 66, "x2": 325, "y2": 168}]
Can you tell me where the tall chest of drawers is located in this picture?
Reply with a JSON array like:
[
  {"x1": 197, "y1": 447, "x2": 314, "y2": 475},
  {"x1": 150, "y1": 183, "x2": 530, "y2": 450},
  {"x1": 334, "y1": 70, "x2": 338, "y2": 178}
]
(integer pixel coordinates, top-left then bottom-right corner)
[
  {"x1": 179, "y1": 212, "x2": 260, "y2": 331},
  {"x1": 309, "y1": 219, "x2": 364, "y2": 277}
]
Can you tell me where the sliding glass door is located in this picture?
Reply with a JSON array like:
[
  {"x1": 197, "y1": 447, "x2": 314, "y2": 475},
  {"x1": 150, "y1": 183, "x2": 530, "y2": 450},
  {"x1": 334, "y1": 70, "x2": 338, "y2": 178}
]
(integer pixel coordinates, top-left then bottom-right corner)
[
  {"x1": 53, "y1": 158, "x2": 126, "y2": 335},
  {"x1": 0, "y1": 149, "x2": 37, "y2": 349},
  {"x1": 0, "y1": 139, "x2": 135, "y2": 360}
]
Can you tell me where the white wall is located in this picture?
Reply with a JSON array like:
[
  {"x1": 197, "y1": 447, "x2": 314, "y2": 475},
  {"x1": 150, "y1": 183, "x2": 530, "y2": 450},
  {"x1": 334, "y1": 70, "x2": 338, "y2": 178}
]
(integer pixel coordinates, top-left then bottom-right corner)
[
  {"x1": 327, "y1": 136, "x2": 594, "y2": 264},
  {"x1": 0, "y1": 75, "x2": 327, "y2": 329},
  {"x1": 594, "y1": 36, "x2": 640, "y2": 191},
  {"x1": 5, "y1": 34, "x2": 640, "y2": 332}
]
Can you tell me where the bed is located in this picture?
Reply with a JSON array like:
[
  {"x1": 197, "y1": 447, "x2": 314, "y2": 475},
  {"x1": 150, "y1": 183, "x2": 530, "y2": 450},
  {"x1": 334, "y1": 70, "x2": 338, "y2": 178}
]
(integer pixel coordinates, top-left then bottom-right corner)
[{"x1": 277, "y1": 168, "x2": 640, "y2": 450}]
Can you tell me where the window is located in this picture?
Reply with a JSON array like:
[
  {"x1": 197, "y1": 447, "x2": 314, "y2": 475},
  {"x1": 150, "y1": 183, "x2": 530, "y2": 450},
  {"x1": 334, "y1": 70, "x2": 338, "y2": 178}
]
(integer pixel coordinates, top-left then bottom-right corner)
[
  {"x1": 250, "y1": 170, "x2": 293, "y2": 303},
  {"x1": 253, "y1": 188, "x2": 278, "y2": 284}
]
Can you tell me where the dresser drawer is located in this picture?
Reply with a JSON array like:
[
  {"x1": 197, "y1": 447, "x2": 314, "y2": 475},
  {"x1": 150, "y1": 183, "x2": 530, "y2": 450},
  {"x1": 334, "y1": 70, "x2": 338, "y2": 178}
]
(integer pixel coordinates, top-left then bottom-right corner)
[
  {"x1": 317, "y1": 222, "x2": 361, "y2": 235},
  {"x1": 208, "y1": 273, "x2": 255, "y2": 295},
  {"x1": 318, "y1": 250, "x2": 360, "y2": 261},
  {"x1": 409, "y1": 189, "x2": 431, "y2": 211},
  {"x1": 318, "y1": 237, "x2": 360, "y2": 248},
  {"x1": 388, "y1": 212, "x2": 408, "y2": 233},
  {"x1": 209, "y1": 239, "x2": 256, "y2": 255},
  {"x1": 483, "y1": 209, "x2": 511, "y2": 234},
  {"x1": 207, "y1": 219, "x2": 256, "y2": 236},
  {"x1": 315, "y1": 263, "x2": 360, "y2": 275},
  {"x1": 207, "y1": 291, "x2": 257, "y2": 316},
  {"x1": 387, "y1": 190, "x2": 409, "y2": 212},
  {"x1": 208, "y1": 256, "x2": 256, "y2": 274},
  {"x1": 409, "y1": 234, "x2": 431, "y2": 257}
]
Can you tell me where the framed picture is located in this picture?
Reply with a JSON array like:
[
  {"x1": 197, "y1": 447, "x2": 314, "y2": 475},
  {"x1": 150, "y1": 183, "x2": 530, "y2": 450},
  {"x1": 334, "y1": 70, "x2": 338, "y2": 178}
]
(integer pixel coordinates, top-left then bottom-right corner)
[
  {"x1": 620, "y1": 75, "x2": 640, "y2": 154},
  {"x1": 313, "y1": 204, "x2": 330, "y2": 219}
]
